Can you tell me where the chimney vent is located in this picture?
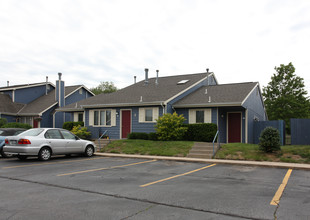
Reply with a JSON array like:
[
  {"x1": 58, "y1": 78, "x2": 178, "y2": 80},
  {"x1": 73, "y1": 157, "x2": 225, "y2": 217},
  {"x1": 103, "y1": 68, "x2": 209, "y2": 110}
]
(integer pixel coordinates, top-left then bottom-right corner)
[
  {"x1": 58, "y1": 72, "x2": 62, "y2": 80},
  {"x1": 206, "y1": 68, "x2": 209, "y2": 73},
  {"x1": 144, "y1": 68, "x2": 149, "y2": 85},
  {"x1": 134, "y1": 76, "x2": 137, "y2": 84},
  {"x1": 45, "y1": 76, "x2": 48, "y2": 95},
  {"x1": 155, "y1": 70, "x2": 159, "y2": 85},
  {"x1": 7, "y1": 81, "x2": 9, "y2": 87}
]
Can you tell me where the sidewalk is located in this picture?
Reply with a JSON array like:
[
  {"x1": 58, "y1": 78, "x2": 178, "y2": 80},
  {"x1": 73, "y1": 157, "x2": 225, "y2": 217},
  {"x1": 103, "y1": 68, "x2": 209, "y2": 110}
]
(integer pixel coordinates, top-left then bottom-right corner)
[{"x1": 95, "y1": 152, "x2": 310, "y2": 170}]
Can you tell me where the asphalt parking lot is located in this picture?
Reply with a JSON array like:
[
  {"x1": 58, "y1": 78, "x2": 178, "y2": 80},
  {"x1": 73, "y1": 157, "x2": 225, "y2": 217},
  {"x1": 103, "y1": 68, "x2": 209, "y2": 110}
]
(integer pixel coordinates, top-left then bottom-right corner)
[{"x1": 0, "y1": 155, "x2": 309, "y2": 220}]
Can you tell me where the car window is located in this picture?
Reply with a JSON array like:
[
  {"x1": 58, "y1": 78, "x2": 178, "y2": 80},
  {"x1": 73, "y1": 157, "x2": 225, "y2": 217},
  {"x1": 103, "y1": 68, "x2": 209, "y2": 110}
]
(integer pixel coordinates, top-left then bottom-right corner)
[
  {"x1": 14, "y1": 130, "x2": 25, "y2": 135},
  {"x1": 60, "y1": 130, "x2": 76, "y2": 140},
  {"x1": 0, "y1": 130, "x2": 7, "y2": 136},
  {"x1": 45, "y1": 130, "x2": 63, "y2": 139},
  {"x1": 20, "y1": 129, "x2": 44, "y2": 136}
]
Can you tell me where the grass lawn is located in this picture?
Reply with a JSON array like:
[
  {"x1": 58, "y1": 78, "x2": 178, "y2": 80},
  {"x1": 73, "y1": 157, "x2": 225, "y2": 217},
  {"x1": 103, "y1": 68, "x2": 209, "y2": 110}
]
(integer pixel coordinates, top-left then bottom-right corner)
[
  {"x1": 214, "y1": 143, "x2": 310, "y2": 164},
  {"x1": 102, "y1": 139, "x2": 194, "y2": 157}
]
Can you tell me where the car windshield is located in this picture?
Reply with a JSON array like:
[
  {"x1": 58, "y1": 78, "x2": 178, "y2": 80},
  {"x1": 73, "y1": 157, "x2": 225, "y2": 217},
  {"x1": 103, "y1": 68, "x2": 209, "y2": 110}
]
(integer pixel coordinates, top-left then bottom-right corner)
[{"x1": 20, "y1": 129, "x2": 44, "y2": 136}]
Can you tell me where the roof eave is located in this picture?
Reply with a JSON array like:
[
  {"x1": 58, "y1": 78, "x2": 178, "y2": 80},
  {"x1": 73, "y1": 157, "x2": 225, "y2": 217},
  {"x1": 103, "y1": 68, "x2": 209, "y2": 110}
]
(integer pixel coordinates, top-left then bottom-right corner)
[{"x1": 173, "y1": 102, "x2": 243, "y2": 108}]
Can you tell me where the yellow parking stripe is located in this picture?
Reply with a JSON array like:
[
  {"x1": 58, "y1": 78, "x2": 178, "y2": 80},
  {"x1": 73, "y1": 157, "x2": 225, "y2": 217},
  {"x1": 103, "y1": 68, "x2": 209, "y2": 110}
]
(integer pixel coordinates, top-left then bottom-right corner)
[
  {"x1": 140, "y1": 163, "x2": 216, "y2": 187},
  {"x1": 2, "y1": 157, "x2": 104, "y2": 169},
  {"x1": 57, "y1": 159, "x2": 157, "y2": 176},
  {"x1": 270, "y1": 169, "x2": 293, "y2": 206}
]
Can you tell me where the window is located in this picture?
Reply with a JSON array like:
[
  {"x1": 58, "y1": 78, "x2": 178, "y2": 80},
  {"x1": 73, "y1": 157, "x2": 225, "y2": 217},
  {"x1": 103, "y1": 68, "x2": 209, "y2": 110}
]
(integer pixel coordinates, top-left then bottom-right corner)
[
  {"x1": 60, "y1": 130, "x2": 76, "y2": 140},
  {"x1": 78, "y1": 113, "x2": 83, "y2": 122},
  {"x1": 189, "y1": 109, "x2": 211, "y2": 124},
  {"x1": 139, "y1": 107, "x2": 159, "y2": 123},
  {"x1": 196, "y1": 110, "x2": 204, "y2": 123},
  {"x1": 79, "y1": 88, "x2": 83, "y2": 94},
  {"x1": 45, "y1": 129, "x2": 63, "y2": 139},
  {"x1": 93, "y1": 110, "x2": 112, "y2": 126},
  {"x1": 145, "y1": 109, "x2": 153, "y2": 122},
  {"x1": 94, "y1": 111, "x2": 99, "y2": 125}
]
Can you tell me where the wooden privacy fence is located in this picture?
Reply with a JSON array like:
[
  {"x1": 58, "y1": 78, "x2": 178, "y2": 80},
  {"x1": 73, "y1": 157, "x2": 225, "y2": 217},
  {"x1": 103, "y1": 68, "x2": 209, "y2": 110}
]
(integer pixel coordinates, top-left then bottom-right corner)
[{"x1": 290, "y1": 118, "x2": 310, "y2": 145}]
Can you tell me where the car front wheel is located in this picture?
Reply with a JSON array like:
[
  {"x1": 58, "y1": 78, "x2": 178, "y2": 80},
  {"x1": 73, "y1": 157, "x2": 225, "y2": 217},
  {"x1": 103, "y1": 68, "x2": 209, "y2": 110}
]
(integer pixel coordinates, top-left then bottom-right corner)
[
  {"x1": 38, "y1": 147, "x2": 51, "y2": 161},
  {"x1": 84, "y1": 145, "x2": 94, "y2": 157}
]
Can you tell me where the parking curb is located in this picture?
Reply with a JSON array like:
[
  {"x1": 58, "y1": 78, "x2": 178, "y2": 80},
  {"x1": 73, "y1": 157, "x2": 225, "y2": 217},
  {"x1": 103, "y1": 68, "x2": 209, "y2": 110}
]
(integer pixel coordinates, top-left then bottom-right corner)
[{"x1": 95, "y1": 152, "x2": 310, "y2": 170}]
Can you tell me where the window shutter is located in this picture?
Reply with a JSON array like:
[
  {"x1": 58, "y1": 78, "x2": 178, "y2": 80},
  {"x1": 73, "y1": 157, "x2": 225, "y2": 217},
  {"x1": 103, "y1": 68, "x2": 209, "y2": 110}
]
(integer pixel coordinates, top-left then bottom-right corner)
[
  {"x1": 139, "y1": 108, "x2": 145, "y2": 122},
  {"x1": 153, "y1": 107, "x2": 159, "y2": 121},
  {"x1": 88, "y1": 110, "x2": 94, "y2": 126},
  {"x1": 204, "y1": 109, "x2": 211, "y2": 123},
  {"x1": 111, "y1": 109, "x2": 116, "y2": 126},
  {"x1": 189, "y1": 109, "x2": 195, "y2": 124}
]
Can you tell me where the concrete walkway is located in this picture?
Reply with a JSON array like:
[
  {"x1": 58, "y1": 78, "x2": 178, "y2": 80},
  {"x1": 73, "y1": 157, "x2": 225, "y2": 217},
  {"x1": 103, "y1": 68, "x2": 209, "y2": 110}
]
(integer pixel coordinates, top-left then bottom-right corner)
[{"x1": 95, "y1": 152, "x2": 310, "y2": 170}]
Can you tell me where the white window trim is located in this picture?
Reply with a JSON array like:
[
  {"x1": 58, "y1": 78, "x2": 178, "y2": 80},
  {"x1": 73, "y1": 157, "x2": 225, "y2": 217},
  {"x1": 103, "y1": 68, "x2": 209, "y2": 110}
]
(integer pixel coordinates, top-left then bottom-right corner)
[
  {"x1": 188, "y1": 109, "x2": 212, "y2": 124},
  {"x1": 139, "y1": 107, "x2": 159, "y2": 123},
  {"x1": 88, "y1": 109, "x2": 116, "y2": 127},
  {"x1": 73, "y1": 112, "x2": 84, "y2": 122}
]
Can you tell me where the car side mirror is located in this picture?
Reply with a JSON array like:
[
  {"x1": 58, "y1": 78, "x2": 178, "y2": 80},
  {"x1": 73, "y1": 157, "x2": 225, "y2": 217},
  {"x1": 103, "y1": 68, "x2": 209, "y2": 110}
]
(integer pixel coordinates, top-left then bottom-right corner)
[{"x1": 75, "y1": 136, "x2": 80, "y2": 140}]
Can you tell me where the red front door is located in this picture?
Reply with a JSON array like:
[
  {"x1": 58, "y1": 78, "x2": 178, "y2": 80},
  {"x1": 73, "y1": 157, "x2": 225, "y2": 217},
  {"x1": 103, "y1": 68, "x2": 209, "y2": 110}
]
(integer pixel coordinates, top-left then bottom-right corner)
[
  {"x1": 121, "y1": 110, "x2": 131, "y2": 138},
  {"x1": 228, "y1": 112, "x2": 241, "y2": 143},
  {"x1": 33, "y1": 119, "x2": 38, "y2": 128}
]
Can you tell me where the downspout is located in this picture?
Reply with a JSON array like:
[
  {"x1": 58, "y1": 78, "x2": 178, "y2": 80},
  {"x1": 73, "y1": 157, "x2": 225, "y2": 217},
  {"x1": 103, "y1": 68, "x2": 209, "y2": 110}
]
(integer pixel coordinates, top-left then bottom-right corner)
[
  {"x1": 161, "y1": 102, "x2": 165, "y2": 115},
  {"x1": 53, "y1": 112, "x2": 56, "y2": 128}
]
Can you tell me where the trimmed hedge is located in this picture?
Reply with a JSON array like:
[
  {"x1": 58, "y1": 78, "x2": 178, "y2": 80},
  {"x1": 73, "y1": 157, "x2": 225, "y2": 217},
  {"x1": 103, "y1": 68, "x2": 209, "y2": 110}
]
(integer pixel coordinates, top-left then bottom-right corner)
[
  {"x1": 259, "y1": 127, "x2": 281, "y2": 153},
  {"x1": 183, "y1": 123, "x2": 217, "y2": 142},
  {"x1": 63, "y1": 121, "x2": 84, "y2": 131},
  {"x1": 127, "y1": 132, "x2": 149, "y2": 140},
  {"x1": 1, "y1": 122, "x2": 32, "y2": 129}
]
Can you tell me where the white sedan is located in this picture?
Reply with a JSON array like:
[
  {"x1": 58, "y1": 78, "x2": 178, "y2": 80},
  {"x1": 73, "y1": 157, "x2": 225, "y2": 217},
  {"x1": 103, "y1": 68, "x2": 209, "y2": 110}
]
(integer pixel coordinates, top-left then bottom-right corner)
[{"x1": 4, "y1": 128, "x2": 96, "y2": 161}]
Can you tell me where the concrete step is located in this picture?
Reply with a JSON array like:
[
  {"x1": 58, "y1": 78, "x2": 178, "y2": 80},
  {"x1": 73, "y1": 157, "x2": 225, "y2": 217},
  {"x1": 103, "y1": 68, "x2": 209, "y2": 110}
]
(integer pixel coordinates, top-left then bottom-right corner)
[
  {"x1": 189, "y1": 150, "x2": 213, "y2": 154},
  {"x1": 187, "y1": 153, "x2": 213, "y2": 159},
  {"x1": 190, "y1": 146, "x2": 214, "y2": 151}
]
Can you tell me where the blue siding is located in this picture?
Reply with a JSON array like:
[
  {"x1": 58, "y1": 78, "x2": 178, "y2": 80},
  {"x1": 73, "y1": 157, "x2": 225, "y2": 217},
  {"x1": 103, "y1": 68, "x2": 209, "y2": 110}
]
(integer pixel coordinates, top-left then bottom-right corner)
[
  {"x1": 242, "y1": 86, "x2": 267, "y2": 144},
  {"x1": 0, "y1": 115, "x2": 16, "y2": 123},
  {"x1": 40, "y1": 107, "x2": 55, "y2": 128},
  {"x1": 15, "y1": 85, "x2": 52, "y2": 104},
  {"x1": 175, "y1": 108, "x2": 189, "y2": 124},
  {"x1": 2, "y1": 91, "x2": 13, "y2": 99},
  {"x1": 86, "y1": 106, "x2": 164, "y2": 139},
  {"x1": 65, "y1": 88, "x2": 93, "y2": 106}
]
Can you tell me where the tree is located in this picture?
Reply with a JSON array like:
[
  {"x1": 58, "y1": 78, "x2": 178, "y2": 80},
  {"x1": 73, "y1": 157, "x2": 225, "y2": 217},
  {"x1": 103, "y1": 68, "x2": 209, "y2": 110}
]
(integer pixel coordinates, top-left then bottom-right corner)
[
  {"x1": 90, "y1": 81, "x2": 117, "y2": 95},
  {"x1": 263, "y1": 62, "x2": 310, "y2": 133}
]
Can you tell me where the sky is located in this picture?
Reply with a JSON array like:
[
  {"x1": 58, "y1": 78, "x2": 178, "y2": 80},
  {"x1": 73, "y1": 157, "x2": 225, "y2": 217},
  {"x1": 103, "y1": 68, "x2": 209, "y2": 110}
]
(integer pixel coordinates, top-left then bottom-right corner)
[{"x1": 1, "y1": 0, "x2": 310, "y2": 94}]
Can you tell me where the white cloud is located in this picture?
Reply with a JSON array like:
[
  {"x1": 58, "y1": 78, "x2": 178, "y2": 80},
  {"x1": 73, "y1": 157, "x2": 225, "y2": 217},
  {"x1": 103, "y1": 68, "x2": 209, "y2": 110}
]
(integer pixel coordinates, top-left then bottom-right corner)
[{"x1": 0, "y1": 0, "x2": 310, "y2": 94}]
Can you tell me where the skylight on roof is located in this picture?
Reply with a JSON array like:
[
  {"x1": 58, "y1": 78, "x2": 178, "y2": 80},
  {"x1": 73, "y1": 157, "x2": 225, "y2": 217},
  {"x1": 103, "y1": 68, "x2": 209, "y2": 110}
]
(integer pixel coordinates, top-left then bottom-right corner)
[{"x1": 177, "y1": 79, "x2": 189, "y2": 85}]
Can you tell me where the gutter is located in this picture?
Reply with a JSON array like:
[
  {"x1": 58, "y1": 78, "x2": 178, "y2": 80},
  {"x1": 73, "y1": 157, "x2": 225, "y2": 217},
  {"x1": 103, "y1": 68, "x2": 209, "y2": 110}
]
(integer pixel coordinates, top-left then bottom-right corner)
[{"x1": 173, "y1": 102, "x2": 243, "y2": 108}]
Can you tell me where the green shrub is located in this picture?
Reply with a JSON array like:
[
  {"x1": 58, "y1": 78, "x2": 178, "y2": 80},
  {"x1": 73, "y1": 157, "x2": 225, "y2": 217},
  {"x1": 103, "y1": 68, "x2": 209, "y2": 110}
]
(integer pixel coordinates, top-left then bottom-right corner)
[
  {"x1": 127, "y1": 132, "x2": 149, "y2": 140},
  {"x1": 63, "y1": 121, "x2": 84, "y2": 131},
  {"x1": 155, "y1": 112, "x2": 187, "y2": 141},
  {"x1": 183, "y1": 123, "x2": 217, "y2": 142},
  {"x1": 1, "y1": 122, "x2": 32, "y2": 129},
  {"x1": 71, "y1": 125, "x2": 91, "y2": 140},
  {"x1": 0, "y1": 118, "x2": 8, "y2": 127},
  {"x1": 148, "y1": 132, "x2": 158, "y2": 141},
  {"x1": 259, "y1": 127, "x2": 281, "y2": 153}
]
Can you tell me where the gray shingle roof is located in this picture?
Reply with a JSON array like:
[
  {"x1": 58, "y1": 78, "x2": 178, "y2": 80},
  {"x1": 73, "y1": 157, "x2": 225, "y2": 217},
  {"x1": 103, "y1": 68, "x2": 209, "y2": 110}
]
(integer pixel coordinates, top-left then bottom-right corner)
[
  {"x1": 173, "y1": 82, "x2": 258, "y2": 107},
  {"x1": 0, "y1": 94, "x2": 25, "y2": 114},
  {"x1": 60, "y1": 72, "x2": 209, "y2": 110}
]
